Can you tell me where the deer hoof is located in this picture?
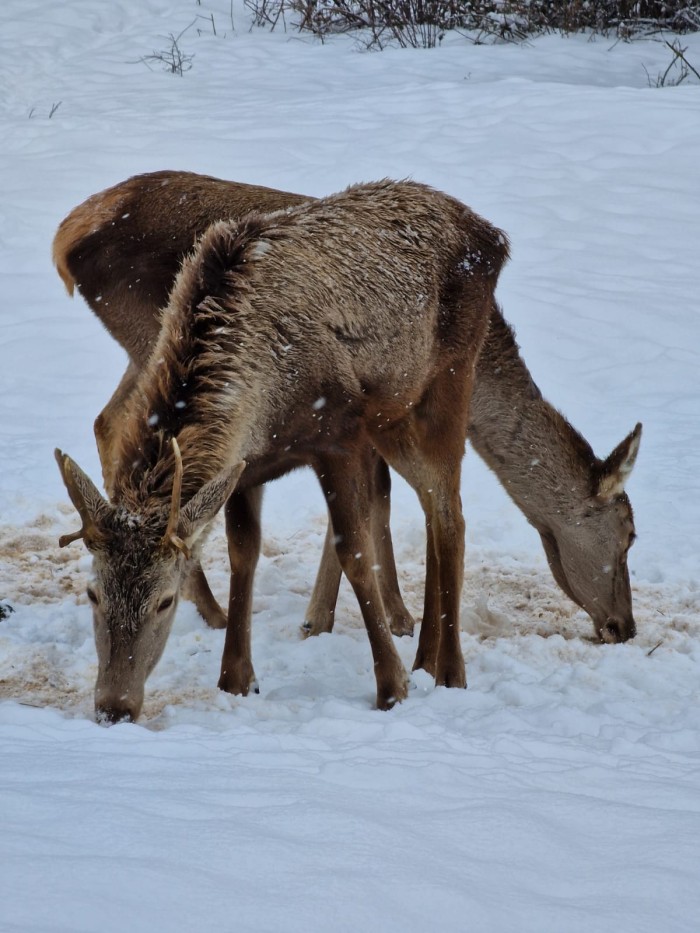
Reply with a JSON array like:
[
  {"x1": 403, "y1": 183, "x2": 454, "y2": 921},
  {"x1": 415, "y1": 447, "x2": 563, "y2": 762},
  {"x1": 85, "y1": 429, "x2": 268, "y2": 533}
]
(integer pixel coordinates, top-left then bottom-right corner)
[
  {"x1": 412, "y1": 653, "x2": 437, "y2": 679},
  {"x1": 300, "y1": 617, "x2": 334, "y2": 638},
  {"x1": 218, "y1": 668, "x2": 258, "y2": 696},
  {"x1": 435, "y1": 664, "x2": 467, "y2": 690},
  {"x1": 376, "y1": 672, "x2": 410, "y2": 710},
  {"x1": 389, "y1": 613, "x2": 415, "y2": 638},
  {"x1": 203, "y1": 608, "x2": 228, "y2": 630}
]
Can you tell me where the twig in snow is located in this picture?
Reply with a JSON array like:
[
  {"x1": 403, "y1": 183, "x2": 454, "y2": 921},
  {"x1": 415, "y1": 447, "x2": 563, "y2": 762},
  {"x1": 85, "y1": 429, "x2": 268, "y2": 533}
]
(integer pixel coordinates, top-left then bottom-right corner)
[{"x1": 134, "y1": 20, "x2": 196, "y2": 75}]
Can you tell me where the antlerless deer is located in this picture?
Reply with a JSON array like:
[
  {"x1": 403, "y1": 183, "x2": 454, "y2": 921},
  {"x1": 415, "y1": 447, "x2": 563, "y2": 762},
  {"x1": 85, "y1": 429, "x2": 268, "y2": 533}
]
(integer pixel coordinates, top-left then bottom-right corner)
[{"x1": 55, "y1": 179, "x2": 509, "y2": 721}]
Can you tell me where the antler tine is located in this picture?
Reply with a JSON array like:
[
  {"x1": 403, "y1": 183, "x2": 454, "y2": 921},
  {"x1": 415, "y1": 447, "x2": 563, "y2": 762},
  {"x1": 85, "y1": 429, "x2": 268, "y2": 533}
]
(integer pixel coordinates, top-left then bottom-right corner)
[
  {"x1": 164, "y1": 438, "x2": 190, "y2": 558},
  {"x1": 58, "y1": 528, "x2": 87, "y2": 548}
]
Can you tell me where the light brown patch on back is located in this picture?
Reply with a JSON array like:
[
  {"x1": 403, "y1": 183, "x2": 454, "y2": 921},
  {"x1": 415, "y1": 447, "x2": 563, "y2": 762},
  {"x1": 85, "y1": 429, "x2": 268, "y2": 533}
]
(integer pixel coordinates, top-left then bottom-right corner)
[{"x1": 52, "y1": 182, "x2": 130, "y2": 295}]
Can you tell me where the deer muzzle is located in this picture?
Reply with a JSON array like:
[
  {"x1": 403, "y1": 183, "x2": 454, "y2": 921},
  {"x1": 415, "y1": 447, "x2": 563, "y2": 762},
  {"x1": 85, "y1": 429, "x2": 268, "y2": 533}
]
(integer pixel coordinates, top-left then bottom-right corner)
[
  {"x1": 599, "y1": 615, "x2": 636, "y2": 644},
  {"x1": 95, "y1": 685, "x2": 144, "y2": 724}
]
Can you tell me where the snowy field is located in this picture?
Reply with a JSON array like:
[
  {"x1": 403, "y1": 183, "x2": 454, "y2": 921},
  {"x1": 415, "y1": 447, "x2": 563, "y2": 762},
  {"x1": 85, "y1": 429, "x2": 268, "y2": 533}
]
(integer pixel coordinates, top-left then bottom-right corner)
[{"x1": 1, "y1": 1, "x2": 700, "y2": 930}]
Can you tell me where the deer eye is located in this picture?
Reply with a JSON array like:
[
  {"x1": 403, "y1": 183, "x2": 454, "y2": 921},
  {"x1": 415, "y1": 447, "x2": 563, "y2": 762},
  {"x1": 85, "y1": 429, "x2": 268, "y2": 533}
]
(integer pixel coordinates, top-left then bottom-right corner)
[
  {"x1": 86, "y1": 587, "x2": 99, "y2": 606},
  {"x1": 157, "y1": 595, "x2": 175, "y2": 613}
]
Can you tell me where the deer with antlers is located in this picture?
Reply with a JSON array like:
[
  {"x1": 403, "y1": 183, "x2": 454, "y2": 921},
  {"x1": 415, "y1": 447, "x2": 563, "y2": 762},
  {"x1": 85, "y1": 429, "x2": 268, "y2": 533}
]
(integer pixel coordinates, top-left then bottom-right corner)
[
  {"x1": 54, "y1": 170, "x2": 641, "y2": 657},
  {"x1": 55, "y1": 179, "x2": 509, "y2": 721}
]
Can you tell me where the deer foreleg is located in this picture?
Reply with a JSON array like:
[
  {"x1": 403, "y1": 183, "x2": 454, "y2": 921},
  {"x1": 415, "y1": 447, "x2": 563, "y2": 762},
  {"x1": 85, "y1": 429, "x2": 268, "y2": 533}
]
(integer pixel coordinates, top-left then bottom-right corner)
[
  {"x1": 412, "y1": 512, "x2": 441, "y2": 677},
  {"x1": 183, "y1": 562, "x2": 228, "y2": 630},
  {"x1": 369, "y1": 456, "x2": 415, "y2": 638},
  {"x1": 218, "y1": 486, "x2": 263, "y2": 697},
  {"x1": 302, "y1": 518, "x2": 342, "y2": 637}
]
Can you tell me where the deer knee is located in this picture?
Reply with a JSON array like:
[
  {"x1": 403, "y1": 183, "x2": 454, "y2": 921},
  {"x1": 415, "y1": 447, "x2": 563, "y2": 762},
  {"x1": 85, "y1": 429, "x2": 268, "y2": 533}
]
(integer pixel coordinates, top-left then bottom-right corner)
[{"x1": 332, "y1": 535, "x2": 373, "y2": 584}]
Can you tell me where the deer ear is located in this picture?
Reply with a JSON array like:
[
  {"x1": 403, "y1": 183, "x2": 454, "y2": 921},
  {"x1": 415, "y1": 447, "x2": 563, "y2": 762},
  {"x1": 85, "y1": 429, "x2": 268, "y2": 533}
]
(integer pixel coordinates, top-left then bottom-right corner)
[
  {"x1": 54, "y1": 449, "x2": 111, "y2": 547},
  {"x1": 178, "y1": 461, "x2": 246, "y2": 548},
  {"x1": 596, "y1": 423, "x2": 642, "y2": 502}
]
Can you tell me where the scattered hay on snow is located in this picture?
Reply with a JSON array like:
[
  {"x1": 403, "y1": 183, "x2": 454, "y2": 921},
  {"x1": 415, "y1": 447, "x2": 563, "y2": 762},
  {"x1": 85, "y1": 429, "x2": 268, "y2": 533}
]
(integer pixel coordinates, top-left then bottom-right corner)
[{"x1": 1, "y1": 509, "x2": 697, "y2": 719}]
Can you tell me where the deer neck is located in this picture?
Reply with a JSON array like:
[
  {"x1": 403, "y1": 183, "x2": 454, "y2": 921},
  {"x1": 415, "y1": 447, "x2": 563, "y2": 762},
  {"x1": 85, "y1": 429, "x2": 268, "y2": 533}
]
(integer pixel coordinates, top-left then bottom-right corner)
[
  {"x1": 469, "y1": 308, "x2": 595, "y2": 531},
  {"x1": 109, "y1": 345, "x2": 264, "y2": 515}
]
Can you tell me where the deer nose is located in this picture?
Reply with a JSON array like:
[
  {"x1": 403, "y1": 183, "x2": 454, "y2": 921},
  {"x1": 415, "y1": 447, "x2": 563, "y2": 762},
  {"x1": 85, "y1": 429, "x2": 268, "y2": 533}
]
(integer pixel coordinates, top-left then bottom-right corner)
[
  {"x1": 95, "y1": 704, "x2": 137, "y2": 724},
  {"x1": 600, "y1": 616, "x2": 636, "y2": 644},
  {"x1": 95, "y1": 692, "x2": 142, "y2": 724}
]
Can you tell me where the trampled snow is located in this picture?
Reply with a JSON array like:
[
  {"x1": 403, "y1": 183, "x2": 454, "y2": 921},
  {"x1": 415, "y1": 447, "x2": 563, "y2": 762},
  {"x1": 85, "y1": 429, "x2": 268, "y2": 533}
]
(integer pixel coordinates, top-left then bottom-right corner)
[{"x1": 1, "y1": 2, "x2": 699, "y2": 931}]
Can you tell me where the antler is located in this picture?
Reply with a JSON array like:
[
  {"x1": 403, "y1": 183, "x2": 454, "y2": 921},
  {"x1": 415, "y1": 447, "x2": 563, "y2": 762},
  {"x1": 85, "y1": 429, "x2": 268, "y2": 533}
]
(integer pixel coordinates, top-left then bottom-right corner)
[
  {"x1": 54, "y1": 449, "x2": 109, "y2": 548},
  {"x1": 163, "y1": 438, "x2": 191, "y2": 558}
]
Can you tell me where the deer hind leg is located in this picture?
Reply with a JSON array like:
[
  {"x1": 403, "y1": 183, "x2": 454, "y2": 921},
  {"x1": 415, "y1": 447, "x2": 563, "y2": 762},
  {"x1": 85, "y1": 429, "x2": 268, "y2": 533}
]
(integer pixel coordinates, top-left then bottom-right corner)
[
  {"x1": 399, "y1": 458, "x2": 466, "y2": 687},
  {"x1": 382, "y1": 473, "x2": 463, "y2": 685},
  {"x1": 316, "y1": 451, "x2": 409, "y2": 710},
  {"x1": 377, "y1": 374, "x2": 472, "y2": 689},
  {"x1": 412, "y1": 508, "x2": 441, "y2": 677},
  {"x1": 302, "y1": 454, "x2": 415, "y2": 639},
  {"x1": 218, "y1": 485, "x2": 263, "y2": 697}
]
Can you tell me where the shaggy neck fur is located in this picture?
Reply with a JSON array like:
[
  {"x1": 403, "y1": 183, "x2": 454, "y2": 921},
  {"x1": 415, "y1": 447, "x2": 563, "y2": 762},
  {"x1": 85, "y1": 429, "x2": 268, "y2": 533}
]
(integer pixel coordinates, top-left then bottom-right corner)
[{"x1": 111, "y1": 214, "x2": 280, "y2": 511}]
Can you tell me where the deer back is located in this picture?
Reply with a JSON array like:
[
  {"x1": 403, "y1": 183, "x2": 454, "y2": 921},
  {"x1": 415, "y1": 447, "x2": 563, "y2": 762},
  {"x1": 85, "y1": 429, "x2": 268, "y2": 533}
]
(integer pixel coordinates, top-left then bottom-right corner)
[
  {"x1": 109, "y1": 179, "x2": 509, "y2": 502},
  {"x1": 52, "y1": 170, "x2": 309, "y2": 364}
]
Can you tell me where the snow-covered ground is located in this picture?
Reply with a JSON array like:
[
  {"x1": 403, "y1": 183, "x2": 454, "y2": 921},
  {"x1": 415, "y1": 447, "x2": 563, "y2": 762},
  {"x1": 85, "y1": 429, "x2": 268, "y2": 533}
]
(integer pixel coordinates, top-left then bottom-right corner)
[{"x1": 1, "y1": 2, "x2": 699, "y2": 930}]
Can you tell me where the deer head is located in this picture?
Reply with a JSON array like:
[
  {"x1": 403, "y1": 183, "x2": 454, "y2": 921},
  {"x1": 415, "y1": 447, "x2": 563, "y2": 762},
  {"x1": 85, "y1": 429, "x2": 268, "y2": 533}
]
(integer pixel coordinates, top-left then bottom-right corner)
[
  {"x1": 536, "y1": 423, "x2": 641, "y2": 644},
  {"x1": 55, "y1": 444, "x2": 245, "y2": 722}
]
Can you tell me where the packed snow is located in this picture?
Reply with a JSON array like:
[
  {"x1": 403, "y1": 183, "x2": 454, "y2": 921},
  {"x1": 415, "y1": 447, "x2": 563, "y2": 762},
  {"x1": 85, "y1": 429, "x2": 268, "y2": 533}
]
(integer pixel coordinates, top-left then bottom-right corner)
[{"x1": 1, "y1": 2, "x2": 699, "y2": 930}]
